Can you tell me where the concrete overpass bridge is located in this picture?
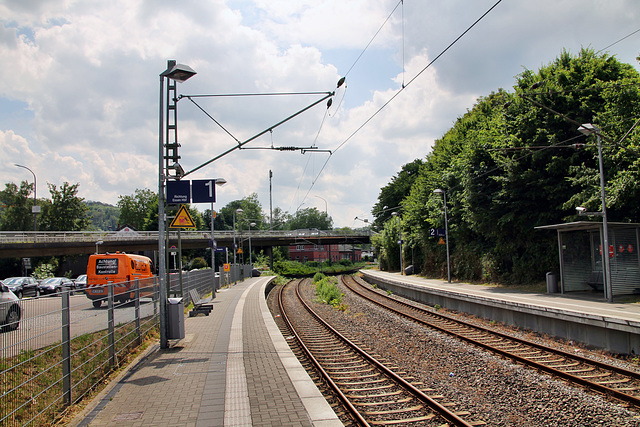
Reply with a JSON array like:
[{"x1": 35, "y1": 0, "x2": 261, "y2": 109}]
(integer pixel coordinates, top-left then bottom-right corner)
[{"x1": 0, "y1": 230, "x2": 372, "y2": 258}]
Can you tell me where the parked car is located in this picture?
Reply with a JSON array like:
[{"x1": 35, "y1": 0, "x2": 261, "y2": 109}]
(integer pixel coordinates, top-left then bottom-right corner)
[
  {"x1": 3, "y1": 277, "x2": 40, "y2": 299},
  {"x1": 74, "y1": 274, "x2": 87, "y2": 291},
  {"x1": 38, "y1": 277, "x2": 75, "y2": 295},
  {"x1": 0, "y1": 281, "x2": 21, "y2": 331}
]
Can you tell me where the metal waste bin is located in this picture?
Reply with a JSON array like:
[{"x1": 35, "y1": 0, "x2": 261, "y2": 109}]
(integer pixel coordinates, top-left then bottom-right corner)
[
  {"x1": 167, "y1": 297, "x2": 185, "y2": 340},
  {"x1": 546, "y1": 272, "x2": 558, "y2": 293}
]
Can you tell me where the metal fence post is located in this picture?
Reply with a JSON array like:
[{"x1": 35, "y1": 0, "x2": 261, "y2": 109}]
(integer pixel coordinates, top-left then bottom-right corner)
[
  {"x1": 153, "y1": 276, "x2": 158, "y2": 317},
  {"x1": 108, "y1": 284, "x2": 115, "y2": 368},
  {"x1": 135, "y1": 278, "x2": 141, "y2": 346},
  {"x1": 61, "y1": 290, "x2": 72, "y2": 405}
]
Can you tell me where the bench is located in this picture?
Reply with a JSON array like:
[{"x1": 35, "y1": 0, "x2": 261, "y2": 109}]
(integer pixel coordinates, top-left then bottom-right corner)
[
  {"x1": 586, "y1": 271, "x2": 604, "y2": 291},
  {"x1": 188, "y1": 289, "x2": 213, "y2": 317}
]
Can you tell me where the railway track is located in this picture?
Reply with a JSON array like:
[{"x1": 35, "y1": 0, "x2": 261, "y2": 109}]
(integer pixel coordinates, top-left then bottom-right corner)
[
  {"x1": 277, "y1": 278, "x2": 486, "y2": 426},
  {"x1": 342, "y1": 274, "x2": 640, "y2": 408}
]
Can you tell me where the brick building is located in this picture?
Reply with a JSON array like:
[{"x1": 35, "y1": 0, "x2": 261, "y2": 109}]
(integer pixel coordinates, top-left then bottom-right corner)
[{"x1": 289, "y1": 243, "x2": 362, "y2": 263}]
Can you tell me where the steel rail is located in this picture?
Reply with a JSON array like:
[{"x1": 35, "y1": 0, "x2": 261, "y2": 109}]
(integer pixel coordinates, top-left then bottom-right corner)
[
  {"x1": 281, "y1": 279, "x2": 477, "y2": 426},
  {"x1": 276, "y1": 279, "x2": 369, "y2": 426},
  {"x1": 344, "y1": 275, "x2": 640, "y2": 408}
]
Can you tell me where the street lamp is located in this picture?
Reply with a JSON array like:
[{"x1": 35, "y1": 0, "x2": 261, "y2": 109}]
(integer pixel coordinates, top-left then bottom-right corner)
[
  {"x1": 233, "y1": 208, "x2": 243, "y2": 284},
  {"x1": 578, "y1": 123, "x2": 612, "y2": 303},
  {"x1": 315, "y1": 195, "x2": 328, "y2": 216},
  {"x1": 95, "y1": 240, "x2": 103, "y2": 254},
  {"x1": 434, "y1": 189, "x2": 451, "y2": 283},
  {"x1": 158, "y1": 60, "x2": 196, "y2": 349},
  {"x1": 210, "y1": 178, "x2": 227, "y2": 295},
  {"x1": 248, "y1": 222, "x2": 256, "y2": 265},
  {"x1": 391, "y1": 212, "x2": 403, "y2": 275},
  {"x1": 15, "y1": 164, "x2": 38, "y2": 234}
]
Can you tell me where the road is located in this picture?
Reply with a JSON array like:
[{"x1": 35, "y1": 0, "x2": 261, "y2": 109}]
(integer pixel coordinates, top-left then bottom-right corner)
[{"x1": 1, "y1": 292, "x2": 158, "y2": 359}]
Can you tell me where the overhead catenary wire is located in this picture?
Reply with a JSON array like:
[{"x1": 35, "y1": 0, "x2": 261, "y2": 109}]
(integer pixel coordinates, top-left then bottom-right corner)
[{"x1": 296, "y1": 0, "x2": 504, "y2": 207}]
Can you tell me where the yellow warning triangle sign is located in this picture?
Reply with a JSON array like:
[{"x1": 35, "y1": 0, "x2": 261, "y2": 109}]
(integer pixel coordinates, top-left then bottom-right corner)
[
  {"x1": 169, "y1": 205, "x2": 196, "y2": 228},
  {"x1": 438, "y1": 237, "x2": 446, "y2": 245}
]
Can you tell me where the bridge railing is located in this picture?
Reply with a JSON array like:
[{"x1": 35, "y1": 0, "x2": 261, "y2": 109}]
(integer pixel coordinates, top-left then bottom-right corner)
[{"x1": 0, "y1": 229, "x2": 373, "y2": 244}]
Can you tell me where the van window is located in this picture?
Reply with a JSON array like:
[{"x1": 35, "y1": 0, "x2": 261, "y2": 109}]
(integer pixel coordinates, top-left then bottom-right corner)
[{"x1": 96, "y1": 258, "x2": 119, "y2": 275}]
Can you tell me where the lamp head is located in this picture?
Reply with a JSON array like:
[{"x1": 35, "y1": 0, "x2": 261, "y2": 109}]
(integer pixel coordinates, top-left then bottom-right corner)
[
  {"x1": 578, "y1": 123, "x2": 599, "y2": 136},
  {"x1": 170, "y1": 162, "x2": 185, "y2": 178},
  {"x1": 161, "y1": 61, "x2": 197, "y2": 83},
  {"x1": 215, "y1": 178, "x2": 227, "y2": 186},
  {"x1": 434, "y1": 188, "x2": 444, "y2": 195}
]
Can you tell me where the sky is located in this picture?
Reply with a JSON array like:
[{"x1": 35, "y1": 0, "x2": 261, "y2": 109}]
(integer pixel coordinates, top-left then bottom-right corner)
[{"x1": 0, "y1": 0, "x2": 638, "y2": 228}]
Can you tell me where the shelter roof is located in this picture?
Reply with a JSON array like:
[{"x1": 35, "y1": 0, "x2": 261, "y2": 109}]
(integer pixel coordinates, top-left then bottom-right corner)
[{"x1": 535, "y1": 221, "x2": 640, "y2": 232}]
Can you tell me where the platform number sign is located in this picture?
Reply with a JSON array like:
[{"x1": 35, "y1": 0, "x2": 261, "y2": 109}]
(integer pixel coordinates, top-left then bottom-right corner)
[{"x1": 192, "y1": 179, "x2": 217, "y2": 203}]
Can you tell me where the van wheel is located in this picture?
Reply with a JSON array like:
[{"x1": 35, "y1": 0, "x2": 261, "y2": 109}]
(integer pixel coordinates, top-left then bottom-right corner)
[
  {"x1": 16, "y1": 291, "x2": 23, "y2": 299},
  {"x1": 92, "y1": 300, "x2": 102, "y2": 308}
]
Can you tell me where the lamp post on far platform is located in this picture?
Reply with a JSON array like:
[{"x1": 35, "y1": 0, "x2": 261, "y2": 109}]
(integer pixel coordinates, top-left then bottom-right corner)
[
  {"x1": 434, "y1": 188, "x2": 451, "y2": 283},
  {"x1": 578, "y1": 123, "x2": 612, "y2": 303},
  {"x1": 391, "y1": 212, "x2": 403, "y2": 275}
]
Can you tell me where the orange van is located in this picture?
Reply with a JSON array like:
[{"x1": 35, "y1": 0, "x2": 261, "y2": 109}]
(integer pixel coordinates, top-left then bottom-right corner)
[{"x1": 85, "y1": 252, "x2": 154, "y2": 308}]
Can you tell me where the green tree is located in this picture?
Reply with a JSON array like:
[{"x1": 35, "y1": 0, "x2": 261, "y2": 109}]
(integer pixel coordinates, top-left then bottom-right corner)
[
  {"x1": 380, "y1": 48, "x2": 640, "y2": 285},
  {"x1": 372, "y1": 159, "x2": 423, "y2": 229},
  {"x1": 86, "y1": 201, "x2": 119, "y2": 230},
  {"x1": 0, "y1": 181, "x2": 35, "y2": 231},
  {"x1": 218, "y1": 193, "x2": 264, "y2": 231},
  {"x1": 286, "y1": 207, "x2": 333, "y2": 230},
  {"x1": 39, "y1": 182, "x2": 91, "y2": 231},
  {"x1": 117, "y1": 188, "x2": 157, "y2": 230}
]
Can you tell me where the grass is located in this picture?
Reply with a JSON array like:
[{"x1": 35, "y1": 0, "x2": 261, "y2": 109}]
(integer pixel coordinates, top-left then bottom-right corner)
[
  {"x1": 314, "y1": 275, "x2": 344, "y2": 309},
  {"x1": 1, "y1": 319, "x2": 159, "y2": 426}
]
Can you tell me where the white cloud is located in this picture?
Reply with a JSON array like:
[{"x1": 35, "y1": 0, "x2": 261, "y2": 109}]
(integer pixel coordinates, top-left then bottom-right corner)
[{"x1": 0, "y1": 0, "x2": 638, "y2": 227}]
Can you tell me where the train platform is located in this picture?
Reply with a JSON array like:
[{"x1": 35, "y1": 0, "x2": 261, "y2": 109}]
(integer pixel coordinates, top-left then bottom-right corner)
[
  {"x1": 361, "y1": 270, "x2": 640, "y2": 354},
  {"x1": 69, "y1": 276, "x2": 342, "y2": 427}
]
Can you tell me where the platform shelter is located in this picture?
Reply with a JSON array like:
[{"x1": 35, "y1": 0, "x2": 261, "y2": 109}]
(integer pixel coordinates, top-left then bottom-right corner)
[{"x1": 536, "y1": 221, "x2": 640, "y2": 299}]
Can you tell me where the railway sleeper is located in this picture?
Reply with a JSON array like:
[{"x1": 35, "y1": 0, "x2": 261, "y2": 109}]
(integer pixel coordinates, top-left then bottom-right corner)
[
  {"x1": 329, "y1": 363, "x2": 370, "y2": 370},
  {"x1": 342, "y1": 384, "x2": 396, "y2": 392},
  {"x1": 580, "y1": 372, "x2": 613, "y2": 379},
  {"x1": 368, "y1": 414, "x2": 436, "y2": 425},
  {"x1": 328, "y1": 366, "x2": 376, "y2": 373},
  {"x1": 595, "y1": 378, "x2": 632, "y2": 385},
  {"x1": 322, "y1": 357, "x2": 360, "y2": 365},
  {"x1": 512, "y1": 351, "x2": 543, "y2": 357},
  {"x1": 548, "y1": 362, "x2": 580, "y2": 368},
  {"x1": 334, "y1": 378, "x2": 388, "y2": 387},
  {"x1": 565, "y1": 367, "x2": 596, "y2": 373},
  {"x1": 364, "y1": 405, "x2": 425, "y2": 415},
  {"x1": 356, "y1": 397, "x2": 413, "y2": 406},
  {"x1": 347, "y1": 390, "x2": 403, "y2": 399},
  {"x1": 527, "y1": 355, "x2": 565, "y2": 362},
  {"x1": 331, "y1": 372, "x2": 381, "y2": 380}
]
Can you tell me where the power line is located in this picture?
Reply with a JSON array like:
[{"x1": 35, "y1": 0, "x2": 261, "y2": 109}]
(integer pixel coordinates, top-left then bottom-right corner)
[
  {"x1": 597, "y1": 27, "x2": 640, "y2": 54},
  {"x1": 344, "y1": 0, "x2": 403, "y2": 78}
]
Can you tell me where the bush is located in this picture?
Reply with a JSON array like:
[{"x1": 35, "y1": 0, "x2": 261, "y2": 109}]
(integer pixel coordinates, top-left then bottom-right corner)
[
  {"x1": 312, "y1": 272, "x2": 326, "y2": 283},
  {"x1": 315, "y1": 277, "x2": 343, "y2": 308},
  {"x1": 190, "y1": 257, "x2": 208, "y2": 270}
]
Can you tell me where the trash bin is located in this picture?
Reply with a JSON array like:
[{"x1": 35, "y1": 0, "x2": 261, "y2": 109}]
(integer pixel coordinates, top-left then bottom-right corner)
[
  {"x1": 546, "y1": 272, "x2": 558, "y2": 293},
  {"x1": 167, "y1": 297, "x2": 185, "y2": 340}
]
